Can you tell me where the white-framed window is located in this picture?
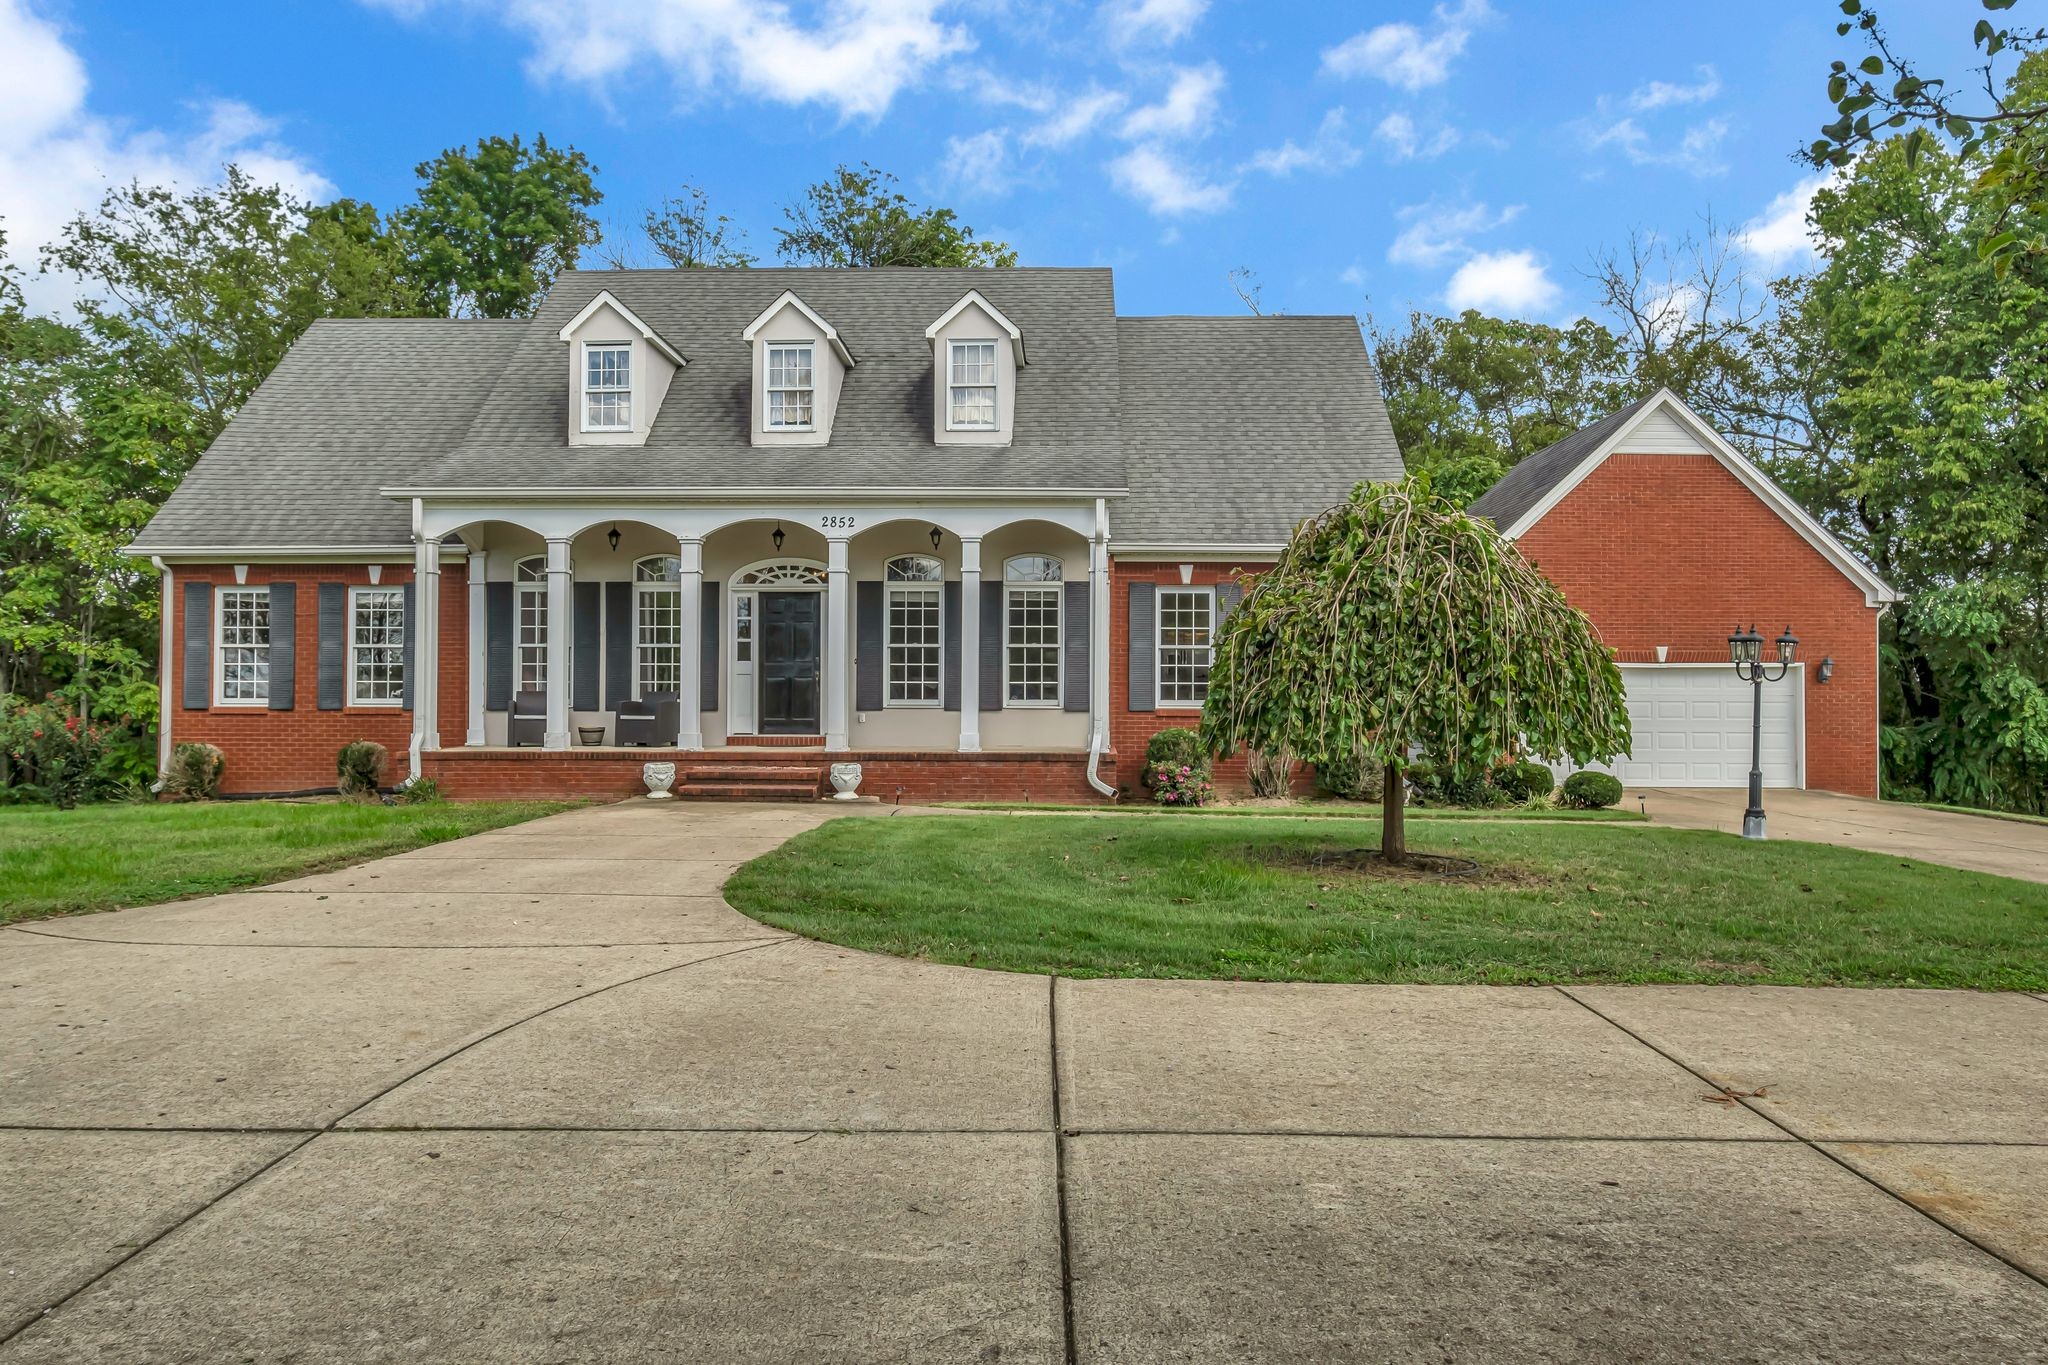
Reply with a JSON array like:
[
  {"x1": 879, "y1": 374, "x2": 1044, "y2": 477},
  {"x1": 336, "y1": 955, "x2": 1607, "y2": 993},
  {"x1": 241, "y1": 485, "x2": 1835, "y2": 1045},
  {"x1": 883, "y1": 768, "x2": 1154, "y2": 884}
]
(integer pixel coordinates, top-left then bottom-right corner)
[
  {"x1": 948, "y1": 340, "x2": 997, "y2": 430},
  {"x1": 634, "y1": 555, "x2": 682, "y2": 696},
  {"x1": 1157, "y1": 587, "x2": 1214, "y2": 708},
  {"x1": 765, "y1": 343, "x2": 815, "y2": 429},
  {"x1": 733, "y1": 594, "x2": 753, "y2": 664},
  {"x1": 349, "y1": 586, "x2": 405, "y2": 706},
  {"x1": 884, "y1": 554, "x2": 944, "y2": 707},
  {"x1": 214, "y1": 586, "x2": 271, "y2": 706},
  {"x1": 1004, "y1": 555, "x2": 1062, "y2": 707},
  {"x1": 583, "y1": 342, "x2": 632, "y2": 431},
  {"x1": 515, "y1": 556, "x2": 548, "y2": 691}
]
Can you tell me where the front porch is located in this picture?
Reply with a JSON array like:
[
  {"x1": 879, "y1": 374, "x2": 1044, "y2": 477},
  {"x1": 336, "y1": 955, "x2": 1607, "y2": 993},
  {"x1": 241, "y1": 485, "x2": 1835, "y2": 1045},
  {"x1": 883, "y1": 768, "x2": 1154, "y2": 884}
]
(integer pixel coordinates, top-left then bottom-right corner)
[{"x1": 423, "y1": 744, "x2": 1125, "y2": 802}]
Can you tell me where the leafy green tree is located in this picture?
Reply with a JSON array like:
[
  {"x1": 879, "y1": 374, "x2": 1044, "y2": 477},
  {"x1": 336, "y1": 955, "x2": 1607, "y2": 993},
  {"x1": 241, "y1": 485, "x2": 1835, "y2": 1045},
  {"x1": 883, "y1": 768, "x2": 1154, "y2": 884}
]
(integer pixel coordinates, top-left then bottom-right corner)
[
  {"x1": 642, "y1": 186, "x2": 756, "y2": 269},
  {"x1": 1368, "y1": 310, "x2": 1629, "y2": 506},
  {"x1": 1199, "y1": 479, "x2": 1630, "y2": 862},
  {"x1": 1809, "y1": 1, "x2": 2048, "y2": 265},
  {"x1": 776, "y1": 163, "x2": 1017, "y2": 268},
  {"x1": 396, "y1": 133, "x2": 602, "y2": 316}
]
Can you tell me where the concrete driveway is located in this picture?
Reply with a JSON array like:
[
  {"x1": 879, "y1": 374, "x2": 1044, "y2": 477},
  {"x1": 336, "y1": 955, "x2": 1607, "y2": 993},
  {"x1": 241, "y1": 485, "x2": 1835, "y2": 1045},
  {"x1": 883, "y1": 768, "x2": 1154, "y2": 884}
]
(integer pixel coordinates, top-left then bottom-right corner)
[
  {"x1": 1637, "y1": 786, "x2": 2048, "y2": 883},
  {"x1": 4, "y1": 802, "x2": 2047, "y2": 1362}
]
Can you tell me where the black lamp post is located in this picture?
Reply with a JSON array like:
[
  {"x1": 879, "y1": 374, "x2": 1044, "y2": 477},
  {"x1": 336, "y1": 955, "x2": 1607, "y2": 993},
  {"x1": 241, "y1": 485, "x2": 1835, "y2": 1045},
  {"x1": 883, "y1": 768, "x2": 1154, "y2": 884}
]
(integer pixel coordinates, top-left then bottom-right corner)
[{"x1": 1728, "y1": 623, "x2": 1797, "y2": 840}]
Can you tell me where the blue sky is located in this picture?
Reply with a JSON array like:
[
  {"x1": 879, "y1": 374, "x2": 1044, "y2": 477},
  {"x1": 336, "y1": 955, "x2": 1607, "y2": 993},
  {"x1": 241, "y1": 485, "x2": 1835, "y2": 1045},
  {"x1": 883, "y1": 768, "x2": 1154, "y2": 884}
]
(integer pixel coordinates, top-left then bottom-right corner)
[{"x1": 1, "y1": 0, "x2": 1982, "y2": 321}]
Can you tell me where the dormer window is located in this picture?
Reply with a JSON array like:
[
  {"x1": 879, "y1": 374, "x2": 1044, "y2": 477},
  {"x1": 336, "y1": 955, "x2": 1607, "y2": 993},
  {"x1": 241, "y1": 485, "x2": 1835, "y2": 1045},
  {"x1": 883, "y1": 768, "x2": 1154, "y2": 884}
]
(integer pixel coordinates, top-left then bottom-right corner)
[
  {"x1": 948, "y1": 341, "x2": 998, "y2": 429},
  {"x1": 583, "y1": 342, "x2": 632, "y2": 431},
  {"x1": 766, "y1": 344, "x2": 815, "y2": 429}
]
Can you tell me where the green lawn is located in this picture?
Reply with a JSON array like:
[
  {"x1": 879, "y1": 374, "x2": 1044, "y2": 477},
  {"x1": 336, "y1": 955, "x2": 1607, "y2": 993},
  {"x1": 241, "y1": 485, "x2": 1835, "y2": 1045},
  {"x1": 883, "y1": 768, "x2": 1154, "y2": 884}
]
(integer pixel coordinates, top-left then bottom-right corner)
[
  {"x1": 0, "y1": 799, "x2": 577, "y2": 924},
  {"x1": 724, "y1": 813, "x2": 2048, "y2": 989},
  {"x1": 935, "y1": 801, "x2": 1643, "y2": 822}
]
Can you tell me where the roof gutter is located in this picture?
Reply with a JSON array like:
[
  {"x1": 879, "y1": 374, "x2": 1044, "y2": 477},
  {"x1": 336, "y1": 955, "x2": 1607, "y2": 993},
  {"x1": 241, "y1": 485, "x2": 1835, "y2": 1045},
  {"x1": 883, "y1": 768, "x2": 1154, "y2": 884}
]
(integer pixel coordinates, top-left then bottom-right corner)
[{"x1": 379, "y1": 485, "x2": 1130, "y2": 501}]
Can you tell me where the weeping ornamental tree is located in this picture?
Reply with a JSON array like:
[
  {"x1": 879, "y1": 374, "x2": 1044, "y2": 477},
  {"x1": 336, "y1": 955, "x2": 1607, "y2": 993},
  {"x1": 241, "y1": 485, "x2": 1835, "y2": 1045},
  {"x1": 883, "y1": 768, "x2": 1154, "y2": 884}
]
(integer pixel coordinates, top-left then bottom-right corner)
[{"x1": 1199, "y1": 479, "x2": 1632, "y2": 863}]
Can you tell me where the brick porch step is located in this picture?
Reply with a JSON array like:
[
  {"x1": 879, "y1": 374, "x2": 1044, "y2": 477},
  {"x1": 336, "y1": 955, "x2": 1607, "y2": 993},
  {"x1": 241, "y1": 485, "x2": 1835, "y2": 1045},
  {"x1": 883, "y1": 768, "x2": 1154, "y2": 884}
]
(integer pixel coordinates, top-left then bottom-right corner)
[
  {"x1": 676, "y1": 781, "x2": 822, "y2": 802},
  {"x1": 676, "y1": 762, "x2": 826, "y2": 801}
]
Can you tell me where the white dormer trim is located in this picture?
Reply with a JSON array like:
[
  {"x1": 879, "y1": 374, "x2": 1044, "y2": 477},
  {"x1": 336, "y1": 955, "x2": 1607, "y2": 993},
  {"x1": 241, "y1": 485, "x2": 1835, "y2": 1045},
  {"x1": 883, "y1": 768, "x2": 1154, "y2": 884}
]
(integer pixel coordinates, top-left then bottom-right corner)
[
  {"x1": 742, "y1": 291, "x2": 855, "y2": 367},
  {"x1": 926, "y1": 289, "x2": 1025, "y2": 365},
  {"x1": 1499, "y1": 389, "x2": 1901, "y2": 608},
  {"x1": 556, "y1": 290, "x2": 687, "y2": 366}
]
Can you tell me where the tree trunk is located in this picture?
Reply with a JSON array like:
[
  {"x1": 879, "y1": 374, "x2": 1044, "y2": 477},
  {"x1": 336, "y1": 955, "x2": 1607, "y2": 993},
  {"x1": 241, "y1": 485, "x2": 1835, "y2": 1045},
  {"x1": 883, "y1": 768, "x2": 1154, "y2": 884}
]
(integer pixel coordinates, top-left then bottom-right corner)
[{"x1": 1381, "y1": 762, "x2": 1406, "y2": 865}]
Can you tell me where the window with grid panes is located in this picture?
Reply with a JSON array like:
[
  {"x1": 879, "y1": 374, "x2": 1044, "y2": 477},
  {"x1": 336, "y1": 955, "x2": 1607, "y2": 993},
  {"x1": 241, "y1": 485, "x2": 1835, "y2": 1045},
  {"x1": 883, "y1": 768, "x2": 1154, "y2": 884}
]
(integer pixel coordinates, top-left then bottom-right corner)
[
  {"x1": 765, "y1": 344, "x2": 814, "y2": 428},
  {"x1": 634, "y1": 556, "x2": 682, "y2": 695},
  {"x1": 215, "y1": 587, "x2": 270, "y2": 704},
  {"x1": 948, "y1": 340, "x2": 997, "y2": 429},
  {"x1": 1004, "y1": 556, "x2": 1062, "y2": 705},
  {"x1": 349, "y1": 587, "x2": 404, "y2": 704},
  {"x1": 515, "y1": 556, "x2": 548, "y2": 690},
  {"x1": 885, "y1": 555, "x2": 943, "y2": 706},
  {"x1": 1156, "y1": 588, "x2": 1213, "y2": 707},
  {"x1": 584, "y1": 343, "x2": 631, "y2": 430}
]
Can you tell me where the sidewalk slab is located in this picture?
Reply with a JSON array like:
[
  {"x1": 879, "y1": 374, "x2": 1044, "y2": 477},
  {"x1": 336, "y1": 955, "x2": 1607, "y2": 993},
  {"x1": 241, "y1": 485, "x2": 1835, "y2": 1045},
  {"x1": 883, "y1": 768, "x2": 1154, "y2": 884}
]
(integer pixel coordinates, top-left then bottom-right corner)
[
  {"x1": 1568, "y1": 985, "x2": 2048, "y2": 1143},
  {"x1": 268, "y1": 856, "x2": 747, "y2": 894},
  {"x1": 1056, "y1": 979, "x2": 1783, "y2": 1139},
  {"x1": 0, "y1": 1130, "x2": 305, "y2": 1340},
  {"x1": 349, "y1": 941, "x2": 1052, "y2": 1132},
  {"x1": 3, "y1": 1131, "x2": 1061, "y2": 1365},
  {"x1": 1064, "y1": 1134, "x2": 2048, "y2": 1363},
  {"x1": 0, "y1": 931, "x2": 732, "y2": 1128},
  {"x1": 1826, "y1": 1142, "x2": 2048, "y2": 1280}
]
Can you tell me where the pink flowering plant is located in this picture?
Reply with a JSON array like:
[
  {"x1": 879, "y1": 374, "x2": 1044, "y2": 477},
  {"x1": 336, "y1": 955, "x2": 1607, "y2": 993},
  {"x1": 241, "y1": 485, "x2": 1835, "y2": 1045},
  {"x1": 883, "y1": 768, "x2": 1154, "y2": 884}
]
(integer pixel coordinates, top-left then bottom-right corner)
[
  {"x1": 1148, "y1": 760, "x2": 1216, "y2": 807},
  {"x1": 1, "y1": 694, "x2": 113, "y2": 808}
]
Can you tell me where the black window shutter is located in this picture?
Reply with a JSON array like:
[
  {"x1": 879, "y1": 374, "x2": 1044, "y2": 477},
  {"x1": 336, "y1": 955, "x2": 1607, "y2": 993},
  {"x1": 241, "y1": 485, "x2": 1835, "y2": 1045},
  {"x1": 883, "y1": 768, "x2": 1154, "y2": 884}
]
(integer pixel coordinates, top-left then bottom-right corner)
[
  {"x1": 181, "y1": 581, "x2": 211, "y2": 710},
  {"x1": 700, "y1": 581, "x2": 719, "y2": 711},
  {"x1": 942, "y1": 581, "x2": 962, "y2": 713},
  {"x1": 1063, "y1": 580, "x2": 1089, "y2": 712},
  {"x1": 1127, "y1": 581, "x2": 1156, "y2": 713},
  {"x1": 855, "y1": 581, "x2": 883, "y2": 712},
  {"x1": 980, "y1": 581, "x2": 1003, "y2": 712},
  {"x1": 486, "y1": 581, "x2": 514, "y2": 711},
  {"x1": 401, "y1": 582, "x2": 417, "y2": 711},
  {"x1": 603, "y1": 581, "x2": 631, "y2": 709},
  {"x1": 266, "y1": 583, "x2": 296, "y2": 711},
  {"x1": 1216, "y1": 580, "x2": 1245, "y2": 622},
  {"x1": 572, "y1": 582, "x2": 601, "y2": 710},
  {"x1": 317, "y1": 583, "x2": 346, "y2": 710}
]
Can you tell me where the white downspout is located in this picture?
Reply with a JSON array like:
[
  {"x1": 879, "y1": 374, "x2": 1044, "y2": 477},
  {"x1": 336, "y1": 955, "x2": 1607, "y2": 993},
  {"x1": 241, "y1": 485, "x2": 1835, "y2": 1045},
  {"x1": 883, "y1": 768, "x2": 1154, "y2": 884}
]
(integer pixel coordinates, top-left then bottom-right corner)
[
  {"x1": 1086, "y1": 497, "x2": 1117, "y2": 799},
  {"x1": 150, "y1": 557, "x2": 171, "y2": 792},
  {"x1": 405, "y1": 501, "x2": 425, "y2": 786}
]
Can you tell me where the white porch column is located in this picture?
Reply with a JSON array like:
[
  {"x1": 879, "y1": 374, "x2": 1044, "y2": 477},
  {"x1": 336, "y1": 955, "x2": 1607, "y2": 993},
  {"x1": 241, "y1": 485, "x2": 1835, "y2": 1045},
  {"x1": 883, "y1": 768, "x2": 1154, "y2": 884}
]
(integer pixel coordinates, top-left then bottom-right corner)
[
  {"x1": 676, "y1": 536, "x2": 705, "y2": 750},
  {"x1": 957, "y1": 536, "x2": 983, "y2": 752},
  {"x1": 1090, "y1": 505, "x2": 1111, "y2": 752},
  {"x1": 415, "y1": 539, "x2": 442, "y2": 752},
  {"x1": 824, "y1": 535, "x2": 852, "y2": 751},
  {"x1": 543, "y1": 536, "x2": 573, "y2": 749},
  {"x1": 465, "y1": 550, "x2": 487, "y2": 746}
]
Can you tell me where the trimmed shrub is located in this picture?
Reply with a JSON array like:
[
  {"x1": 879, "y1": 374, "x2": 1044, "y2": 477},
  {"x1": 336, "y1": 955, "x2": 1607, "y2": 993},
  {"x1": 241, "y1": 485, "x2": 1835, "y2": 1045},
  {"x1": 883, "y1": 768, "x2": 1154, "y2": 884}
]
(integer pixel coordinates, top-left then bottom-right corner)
[
  {"x1": 1495, "y1": 760, "x2": 1557, "y2": 803},
  {"x1": 163, "y1": 742, "x2": 225, "y2": 801},
  {"x1": 1144, "y1": 727, "x2": 1205, "y2": 771},
  {"x1": 336, "y1": 740, "x2": 389, "y2": 799},
  {"x1": 1313, "y1": 753, "x2": 1379, "y2": 801},
  {"x1": 1561, "y1": 771, "x2": 1625, "y2": 809},
  {"x1": 1149, "y1": 761, "x2": 1216, "y2": 807},
  {"x1": 1409, "y1": 760, "x2": 1508, "y2": 808}
]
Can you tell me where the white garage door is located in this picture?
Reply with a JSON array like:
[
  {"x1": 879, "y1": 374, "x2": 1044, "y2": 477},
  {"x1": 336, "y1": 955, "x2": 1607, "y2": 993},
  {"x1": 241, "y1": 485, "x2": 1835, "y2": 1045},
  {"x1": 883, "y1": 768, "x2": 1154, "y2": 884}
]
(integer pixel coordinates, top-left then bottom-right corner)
[{"x1": 1565, "y1": 665, "x2": 1803, "y2": 788}]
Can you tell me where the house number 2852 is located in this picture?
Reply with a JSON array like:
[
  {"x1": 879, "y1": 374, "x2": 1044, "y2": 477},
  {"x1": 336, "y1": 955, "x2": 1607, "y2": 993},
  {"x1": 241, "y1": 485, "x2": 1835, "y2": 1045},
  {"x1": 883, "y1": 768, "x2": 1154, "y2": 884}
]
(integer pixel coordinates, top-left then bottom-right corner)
[{"x1": 819, "y1": 515, "x2": 856, "y2": 530}]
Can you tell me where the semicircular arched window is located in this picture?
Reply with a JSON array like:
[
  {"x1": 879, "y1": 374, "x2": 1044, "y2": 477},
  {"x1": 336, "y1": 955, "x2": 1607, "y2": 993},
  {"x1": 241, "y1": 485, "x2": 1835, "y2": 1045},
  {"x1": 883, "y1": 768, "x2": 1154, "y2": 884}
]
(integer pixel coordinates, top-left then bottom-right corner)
[
  {"x1": 1004, "y1": 554, "x2": 1062, "y2": 583},
  {"x1": 885, "y1": 554, "x2": 944, "y2": 583},
  {"x1": 736, "y1": 561, "x2": 827, "y2": 587},
  {"x1": 635, "y1": 555, "x2": 680, "y2": 583}
]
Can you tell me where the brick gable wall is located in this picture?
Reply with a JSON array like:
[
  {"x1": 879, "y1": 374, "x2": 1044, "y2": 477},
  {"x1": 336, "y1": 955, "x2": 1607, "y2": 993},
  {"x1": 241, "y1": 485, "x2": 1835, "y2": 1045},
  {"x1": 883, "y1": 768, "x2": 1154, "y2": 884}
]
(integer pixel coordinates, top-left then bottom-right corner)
[{"x1": 1510, "y1": 452, "x2": 1880, "y2": 796}]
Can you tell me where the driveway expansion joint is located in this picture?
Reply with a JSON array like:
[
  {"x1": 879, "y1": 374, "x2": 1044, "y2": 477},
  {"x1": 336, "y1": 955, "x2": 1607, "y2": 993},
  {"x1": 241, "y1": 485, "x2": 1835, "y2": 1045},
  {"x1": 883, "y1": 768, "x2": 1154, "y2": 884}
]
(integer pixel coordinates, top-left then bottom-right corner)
[
  {"x1": 4, "y1": 925, "x2": 792, "y2": 951},
  {"x1": 1048, "y1": 974, "x2": 1080, "y2": 1365}
]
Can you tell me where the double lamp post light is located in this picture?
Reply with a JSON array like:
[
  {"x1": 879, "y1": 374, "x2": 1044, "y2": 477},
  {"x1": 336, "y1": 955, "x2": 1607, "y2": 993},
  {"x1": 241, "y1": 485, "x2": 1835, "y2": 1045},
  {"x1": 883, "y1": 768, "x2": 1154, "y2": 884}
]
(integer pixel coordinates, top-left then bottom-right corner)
[{"x1": 1727, "y1": 624, "x2": 1798, "y2": 840}]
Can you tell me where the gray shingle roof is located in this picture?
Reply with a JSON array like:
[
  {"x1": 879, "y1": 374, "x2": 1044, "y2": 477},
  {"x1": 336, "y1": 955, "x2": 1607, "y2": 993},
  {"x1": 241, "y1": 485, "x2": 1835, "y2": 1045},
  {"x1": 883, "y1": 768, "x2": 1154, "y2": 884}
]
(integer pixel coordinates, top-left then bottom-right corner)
[
  {"x1": 134, "y1": 268, "x2": 1409, "y2": 553},
  {"x1": 1113, "y1": 315, "x2": 1404, "y2": 546},
  {"x1": 131, "y1": 319, "x2": 526, "y2": 552},
  {"x1": 1467, "y1": 395, "x2": 1654, "y2": 529}
]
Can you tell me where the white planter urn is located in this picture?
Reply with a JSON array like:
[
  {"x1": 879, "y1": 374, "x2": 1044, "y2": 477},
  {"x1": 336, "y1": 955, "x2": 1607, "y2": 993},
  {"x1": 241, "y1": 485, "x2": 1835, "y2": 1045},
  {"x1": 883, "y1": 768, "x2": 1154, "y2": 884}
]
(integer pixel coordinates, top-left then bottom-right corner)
[
  {"x1": 642, "y1": 761, "x2": 677, "y2": 799},
  {"x1": 828, "y1": 762, "x2": 864, "y2": 801}
]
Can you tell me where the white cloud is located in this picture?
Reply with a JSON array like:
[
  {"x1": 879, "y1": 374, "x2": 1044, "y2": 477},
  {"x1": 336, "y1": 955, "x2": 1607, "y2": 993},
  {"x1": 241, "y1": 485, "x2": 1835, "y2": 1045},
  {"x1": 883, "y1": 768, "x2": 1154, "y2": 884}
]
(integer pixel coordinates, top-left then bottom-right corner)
[
  {"x1": 0, "y1": 0, "x2": 331, "y2": 310},
  {"x1": 1627, "y1": 65, "x2": 1721, "y2": 112},
  {"x1": 1246, "y1": 108, "x2": 1361, "y2": 177},
  {"x1": 1340, "y1": 262, "x2": 1367, "y2": 288},
  {"x1": 364, "y1": 0, "x2": 972, "y2": 120},
  {"x1": 1119, "y1": 62, "x2": 1225, "y2": 140},
  {"x1": 1585, "y1": 114, "x2": 1728, "y2": 176},
  {"x1": 1020, "y1": 87, "x2": 1128, "y2": 148},
  {"x1": 1107, "y1": 144, "x2": 1233, "y2": 214},
  {"x1": 1321, "y1": 0, "x2": 1492, "y2": 93},
  {"x1": 1739, "y1": 171, "x2": 1835, "y2": 268},
  {"x1": 1374, "y1": 111, "x2": 1459, "y2": 163},
  {"x1": 1102, "y1": 0, "x2": 1207, "y2": 47},
  {"x1": 941, "y1": 128, "x2": 1010, "y2": 198},
  {"x1": 1443, "y1": 249, "x2": 1560, "y2": 316},
  {"x1": 1386, "y1": 199, "x2": 1522, "y2": 267}
]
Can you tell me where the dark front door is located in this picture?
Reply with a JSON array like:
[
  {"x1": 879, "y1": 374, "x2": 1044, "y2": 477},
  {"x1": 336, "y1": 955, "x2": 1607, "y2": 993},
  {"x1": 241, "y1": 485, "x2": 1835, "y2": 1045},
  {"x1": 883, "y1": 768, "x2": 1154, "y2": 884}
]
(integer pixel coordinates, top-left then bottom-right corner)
[{"x1": 758, "y1": 592, "x2": 822, "y2": 734}]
